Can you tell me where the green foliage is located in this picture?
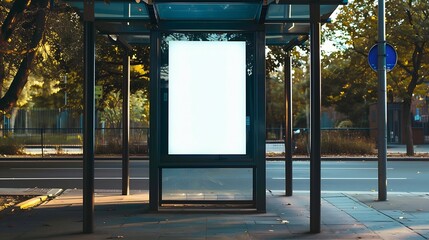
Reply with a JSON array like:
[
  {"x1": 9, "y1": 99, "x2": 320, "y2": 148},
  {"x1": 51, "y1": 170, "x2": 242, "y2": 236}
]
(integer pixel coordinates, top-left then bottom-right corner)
[
  {"x1": 323, "y1": 0, "x2": 429, "y2": 147},
  {"x1": 1, "y1": 2, "x2": 150, "y2": 117},
  {"x1": 0, "y1": 136, "x2": 23, "y2": 155},
  {"x1": 294, "y1": 131, "x2": 374, "y2": 155},
  {"x1": 266, "y1": 46, "x2": 310, "y2": 129},
  {"x1": 99, "y1": 91, "x2": 123, "y2": 128},
  {"x1": 321, "y1": 131, "x2": 374, "y2": 155},
  {"x1": 337, "y1": 120, "x2": 353, "y2": 128},
  {"x1": 98, "y1": 90, "x2": 149, "y2": 128},
  {"x1": 266, "y1": 71, "x2": 284, "y2": 126},
  {"x1": 321, "y1": 50, "x2": 374, "y2": 126},
  {"x1": 30, "y1": 6, "x2": 84, "y2": 110}
]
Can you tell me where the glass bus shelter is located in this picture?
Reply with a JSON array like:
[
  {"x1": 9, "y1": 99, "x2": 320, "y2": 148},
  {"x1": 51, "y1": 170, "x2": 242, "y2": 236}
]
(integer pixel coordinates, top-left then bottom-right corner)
[{"x1": 64, "y1": 0, "x2": 344, "y2": 233}]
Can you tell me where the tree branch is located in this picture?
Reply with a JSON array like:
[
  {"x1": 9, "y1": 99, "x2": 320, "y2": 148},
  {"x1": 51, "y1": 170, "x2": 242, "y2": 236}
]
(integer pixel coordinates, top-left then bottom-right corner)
[
  {"x1": 0, "y1": 0, "x2": 31, "y2": 44},
  {"x1": 0, "y1": 0, "x2": 49, "y2": 112},
  {"x1": 396, "y1": 60, "x2": 413, "y2": 76}
]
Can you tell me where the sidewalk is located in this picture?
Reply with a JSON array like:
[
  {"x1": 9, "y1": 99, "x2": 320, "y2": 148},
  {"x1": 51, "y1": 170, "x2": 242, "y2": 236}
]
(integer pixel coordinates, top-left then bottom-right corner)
[
  {"x1": 266, "y1": 143, "x2": 429, "y2": 155},
  {"x1": 1, "y1": 189, "x2": 428, "y2": 239}
]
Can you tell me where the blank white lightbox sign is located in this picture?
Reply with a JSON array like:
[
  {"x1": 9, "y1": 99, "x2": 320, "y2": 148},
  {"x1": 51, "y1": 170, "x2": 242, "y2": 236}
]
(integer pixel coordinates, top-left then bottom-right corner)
[{"x1": 168, "y1": 41, "x2": 246, "y2": 155}]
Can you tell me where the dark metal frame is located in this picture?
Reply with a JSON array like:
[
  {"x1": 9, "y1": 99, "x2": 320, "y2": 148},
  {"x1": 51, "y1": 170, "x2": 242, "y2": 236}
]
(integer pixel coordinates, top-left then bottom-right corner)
[
  {"x1": 309, "y1": 2, "x2": 321, "y2": 233},
  {"x1": 122, "y1": 50, "x2": 130, "y2": 196},
  {"x1": 284, "y1": 50, "x2": 293, "y2": 197},
  {"x1": 149, "y1": 28, "x2": 266, "y2": 212},
  {"x1": 83, "y1": 0, "x2": 95, "y2": 233}
]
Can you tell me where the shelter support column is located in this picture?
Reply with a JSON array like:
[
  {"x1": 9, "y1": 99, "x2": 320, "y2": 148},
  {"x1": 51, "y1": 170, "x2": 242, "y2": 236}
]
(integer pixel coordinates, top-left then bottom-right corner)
[
  {"x1": 256, "y1": 29, "x2": 266, "y2": 212},
  {"x1": 83, "y1": 0, "x2": 95, "y2": 234},
  {"x1": 310, "y1": 2, "x2": 321, "y2": 234},
  {"x1": 122, "y1": 50, "x2": 130, "y2": 196},
  {"x1": 284, "y1": 50, "x2": 293, "y2": 197},
  {"x1": 149, "y1": 30, "x2": 160, "y2": 211}
]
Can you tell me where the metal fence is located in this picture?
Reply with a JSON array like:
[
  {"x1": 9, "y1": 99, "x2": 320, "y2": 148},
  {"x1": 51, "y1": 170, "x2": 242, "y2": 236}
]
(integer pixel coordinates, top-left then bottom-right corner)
[
  {"x1": 266, "y1": 127, "x2": 371, "y2": 141},
  {"x1": 1, "y1": 127, "x2": 149, "y2": 156},
  {"x1": 1, "y1": 127, "x2": 373, "y2": 156}
]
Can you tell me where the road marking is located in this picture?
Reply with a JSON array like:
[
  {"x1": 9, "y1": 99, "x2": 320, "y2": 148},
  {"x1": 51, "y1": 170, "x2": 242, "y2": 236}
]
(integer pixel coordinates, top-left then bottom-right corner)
[
  {"x1": 11, "y1": 168, "x2": 124, "y2": 170},
  {"x1": 267, "y1": 168, "x2": 394, "y2": 170},
  {"x1": 1, "y1": 160, "x2": 147, "y2": 163},
  {"x1": 322, "y1": 168, "x2": 395, "y2": 170},
  {"x1": 14, "y1": 167, "x2": 393, "y2": 171},
  {"x1": 272, "y1": 177, "x2": 407, "y2": 180},
  {"x1": 268, "y1": 190, "x2": 428, "y2": 194},
  {"x1": 0, "y1": 177, "x2": 149, "y2": 180}
]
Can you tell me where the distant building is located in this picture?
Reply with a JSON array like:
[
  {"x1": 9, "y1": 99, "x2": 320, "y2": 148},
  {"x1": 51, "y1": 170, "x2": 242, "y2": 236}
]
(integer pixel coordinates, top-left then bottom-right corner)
[{"x1": 369, "y1": 100, "x2": 429, "y2": 144}]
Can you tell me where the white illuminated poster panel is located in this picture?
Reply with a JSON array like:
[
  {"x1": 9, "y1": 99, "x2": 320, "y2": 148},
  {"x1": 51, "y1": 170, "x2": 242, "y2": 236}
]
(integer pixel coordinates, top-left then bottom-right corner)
[{"x1": 168, "y1": 41, "x2": 246, "y2": 155}]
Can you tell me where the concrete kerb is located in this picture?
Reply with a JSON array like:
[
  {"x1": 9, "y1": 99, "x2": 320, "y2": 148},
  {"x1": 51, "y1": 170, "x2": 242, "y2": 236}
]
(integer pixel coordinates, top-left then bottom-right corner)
[
  {"x1": 14, "y1": 188, "x2": 63, "y2": 210},
  {"x1": 16, "y1": 195, "x2": 49, "y2": 210}
]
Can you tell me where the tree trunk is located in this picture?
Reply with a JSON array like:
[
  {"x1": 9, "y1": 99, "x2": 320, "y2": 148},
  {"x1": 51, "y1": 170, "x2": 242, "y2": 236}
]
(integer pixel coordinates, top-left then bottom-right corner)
[
  {"x1": 0, "y1": 0, "x2": 49, "y2": 113},
  {"x1": 0, "y1": 0, "x2": 32, "y2": 103},
  {"x1": 9, "y1": 107, "x2": 18, "y2": 130},
  {"x1": 403, "y1": 98, "x2": 414, "y2": 156},
  {"x1": 0, "y1": 58, "x2": 4, "y2": 97}
]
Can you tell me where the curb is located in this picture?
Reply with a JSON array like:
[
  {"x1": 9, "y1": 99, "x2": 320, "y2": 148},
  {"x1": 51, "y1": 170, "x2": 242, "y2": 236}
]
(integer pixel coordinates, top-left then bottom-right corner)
[
  {"x1": 15, "y1": 188, "x2": 63, "y2": 210},
  {"x1": 16, "y1": 195, "x2": 48, "y2": 210}
]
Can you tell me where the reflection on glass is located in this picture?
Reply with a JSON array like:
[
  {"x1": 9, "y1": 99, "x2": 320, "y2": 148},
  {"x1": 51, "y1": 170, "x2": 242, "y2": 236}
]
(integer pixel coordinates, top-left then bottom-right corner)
[{"x1": 162, "y1": 168, "x2": 253, "y2": 201}]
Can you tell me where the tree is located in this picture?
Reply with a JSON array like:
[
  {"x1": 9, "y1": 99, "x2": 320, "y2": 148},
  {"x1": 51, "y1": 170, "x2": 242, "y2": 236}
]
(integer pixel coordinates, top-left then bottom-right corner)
[
  {"x1": 266, "y1": 45, "x2": 310, "y2": 131},
  {"x1": 322, "y1": 49, "x2": 377, "y2": 127},
  {"x1": 325, "y1": 0, "x2": 429, "y2": 155},
  {"x1": 0, "y1": 0, "x2": 150, "y2": 129},
  {"x1": 0, "y1": 0, "x2": 50, "y2": 113}
]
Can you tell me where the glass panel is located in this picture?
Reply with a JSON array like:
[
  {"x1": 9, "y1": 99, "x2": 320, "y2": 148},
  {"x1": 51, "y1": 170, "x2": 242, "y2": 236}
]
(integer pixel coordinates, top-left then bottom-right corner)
[
  {"x1": 266, "y1": 35, "x2": 298, "y2": 45},
  {"x1": 321, "y1": 5, "x2": 340, "y2": 17},
  {"x1": 68, "y1": 2, "x2": 149, "y2": 19},
  {"x1": 168, "y1": 41, "x2": 247, "y2": 155},
  {"x1": 122, "y1": 35, "x2": 150, "y2": 45},
  {"x1": 162, "y1": 168, "x2": 253, "y2": 201},
  {"x1": 267, "y1": 4, "x2": 339, "y2": 20},
  {"x1": 266, "y1": 5, "x2": 308, "y2": 20},
  {"x1": 156, "y1": 3, "x2": 260, "y2": 21},
  {"x1": 129, "y1": 3, "x2": 150, "y2": 18}
]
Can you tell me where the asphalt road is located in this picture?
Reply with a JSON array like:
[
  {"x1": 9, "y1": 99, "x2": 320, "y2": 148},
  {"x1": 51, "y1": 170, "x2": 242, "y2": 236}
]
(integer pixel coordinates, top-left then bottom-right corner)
[{"x1": 0, "y1": 160, "x2": 428, "y2": 194}]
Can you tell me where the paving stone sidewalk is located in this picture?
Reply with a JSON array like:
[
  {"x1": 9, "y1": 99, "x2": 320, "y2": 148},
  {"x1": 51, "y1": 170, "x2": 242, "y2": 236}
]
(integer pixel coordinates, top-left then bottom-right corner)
[{"x1": 0, "y1": 189, "x2": 428, "y2": 239}]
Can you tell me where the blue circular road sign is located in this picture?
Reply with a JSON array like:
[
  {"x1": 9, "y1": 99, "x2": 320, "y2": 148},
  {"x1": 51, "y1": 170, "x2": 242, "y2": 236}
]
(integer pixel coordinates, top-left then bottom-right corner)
[{"x1": 368, "y1": 43, "x2": 398, "y2": 72}]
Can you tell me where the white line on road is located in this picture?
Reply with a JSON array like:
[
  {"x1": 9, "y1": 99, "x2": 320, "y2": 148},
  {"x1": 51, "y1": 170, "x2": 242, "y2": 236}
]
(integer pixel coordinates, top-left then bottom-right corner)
[
  {"x1": 267, "y1": 168, "x2": 394, "y2": 170},
  {"x1": 14, "y1": 167, "x2": 394, "y2": 171},
  {"x1": 322, "y1": 168, "x2": 395, "y2": 170},
  {"x1": 11, "y1": 168, "x2": 124, "y2": 170},
  {"x1": 272, "y1": 177, "x2": 407, "y2": 180},
  {"x1": 268, "y1": 190, "x2": 428, "y2": 194},
  {"x1": 0, "y1": 177, "x2": 149, "y2": 180}
]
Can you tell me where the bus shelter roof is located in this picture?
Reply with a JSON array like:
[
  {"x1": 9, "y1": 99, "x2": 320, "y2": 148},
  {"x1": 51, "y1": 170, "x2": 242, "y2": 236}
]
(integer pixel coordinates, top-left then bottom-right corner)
[{"x1": 64, "y1": 0, "x2": 345, "y2": 47}]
